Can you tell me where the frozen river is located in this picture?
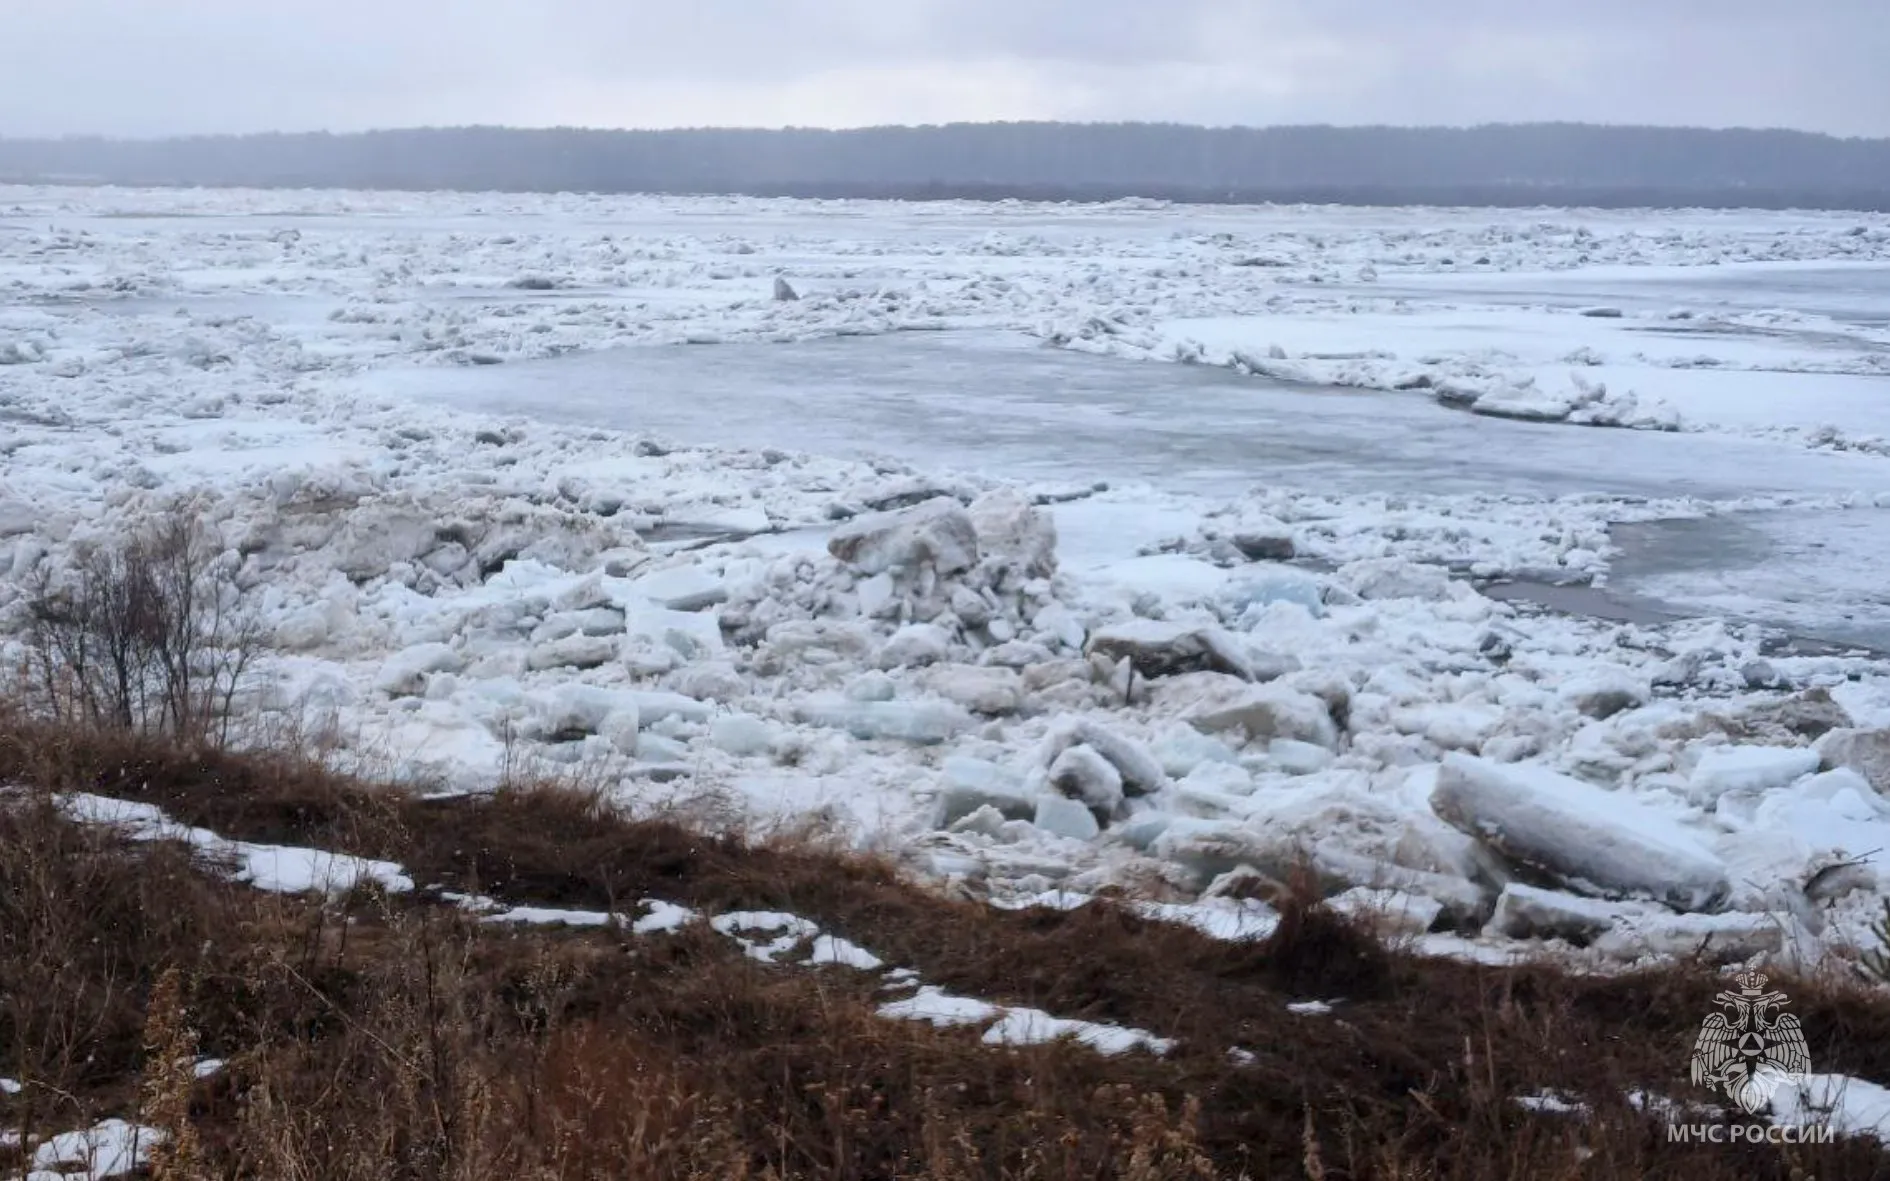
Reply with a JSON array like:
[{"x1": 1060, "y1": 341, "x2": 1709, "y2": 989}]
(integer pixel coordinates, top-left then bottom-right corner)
[
  {"x1": 1367, "y1": 261, "x2": 1890, "y2": 329},
  {"x1": 373, "y1": 330, "x2": 1890, "y2": 503},
  {"x1": 373, "y1": 324, "x2": 1890, "y2": 650},
  {"x1": 13, "y1": 183, "x2": 1890, "y2": 650},
  {"x1": 19, "y1": 185, "x2": 1890, "y2": 957}
]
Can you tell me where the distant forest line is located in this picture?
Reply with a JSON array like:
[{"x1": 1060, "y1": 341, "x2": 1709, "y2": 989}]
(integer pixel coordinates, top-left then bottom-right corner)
[{"x1": 3, "y1": 122, "x2": 1889, "y2": 211}]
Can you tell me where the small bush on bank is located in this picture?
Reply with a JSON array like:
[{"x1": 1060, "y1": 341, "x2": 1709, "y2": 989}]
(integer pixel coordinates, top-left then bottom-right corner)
[{"x1": 15, "y1": 509, "x2": 258, "y2": 747}]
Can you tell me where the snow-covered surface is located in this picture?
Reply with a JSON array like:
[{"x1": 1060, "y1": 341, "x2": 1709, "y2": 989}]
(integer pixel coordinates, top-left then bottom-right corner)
[
  {"x1": 1773, "y1": 1075, "x2": 1890, "y2": 1141},
  {"x1": 631, "y1": 899, "x2": 698, "y2": 934},
  {"x1": 1627, "y1": 1090, "x2": 1723, "y2": 1121},
  {"x1": 711, "y1": 911, "x2": 824, "y2": 962},
  {"x1": 980, "y1": 1008, "x2": 1175, "y2": 1055},
  {"x1": 483, "y1": 905, "x2": 618, "y2": 927},
  {"x1": 991, "y1": 889, "x2": 1281, "y2": 940},
  {"x1": 1134, "y1": 898, "x2": 1281, "y2": 941},
  {"x1": 1507, "y1": 1080, "x2": 1890, "y2": 1141},
  {"x1": 6, "y1": 186, "x2": 1890, "y2": 971},
  {"x1": 878, "y1": 987, "x2": 1002, "y2": 1028},
  {"x1": 1514, "y1": 1091, "x2": 1589, "y2": 1116},
  {"x1": 874, "y1": 987, "x2": 1174, "y2": 1056},
  {"x1": 806, "y1": 933, "x2": 886, "y2": 970},
  {"x1": 56, "y1": 793, "x2": 414, "y2": 897},
  {"x1": 26, "y1": 1120, "x2": 161, "y2": 1181},
  {"x1": 1286, "y1": 1000, "x2": 1336, "y2": 1016}
]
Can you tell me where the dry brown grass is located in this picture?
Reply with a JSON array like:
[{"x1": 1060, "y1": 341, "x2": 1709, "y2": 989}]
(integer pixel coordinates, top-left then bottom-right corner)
[{"x1": 4, "y1": 712, "x2": 1890, "y2": 1178}]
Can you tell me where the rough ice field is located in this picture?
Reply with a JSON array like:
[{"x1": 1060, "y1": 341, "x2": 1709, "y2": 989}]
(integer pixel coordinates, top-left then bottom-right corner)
[{"x1": 6, "y1": 184, "x2": 1890, "y2": 971}]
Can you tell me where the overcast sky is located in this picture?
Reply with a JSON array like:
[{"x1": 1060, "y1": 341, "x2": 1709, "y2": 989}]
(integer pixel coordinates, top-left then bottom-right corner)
[{"x1": 3, "y1": 1, "x2": 1883, "y2": 138}]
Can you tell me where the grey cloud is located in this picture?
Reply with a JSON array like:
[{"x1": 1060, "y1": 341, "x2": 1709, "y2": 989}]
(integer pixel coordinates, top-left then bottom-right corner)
[{"x1": 0, "y1": 1, "x2": 1881, "y2": 136}]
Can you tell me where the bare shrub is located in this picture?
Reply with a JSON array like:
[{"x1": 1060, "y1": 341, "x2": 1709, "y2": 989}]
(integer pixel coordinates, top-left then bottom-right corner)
[{"x1": 20, "y1": 510, "x2": 259, "y2": 746}]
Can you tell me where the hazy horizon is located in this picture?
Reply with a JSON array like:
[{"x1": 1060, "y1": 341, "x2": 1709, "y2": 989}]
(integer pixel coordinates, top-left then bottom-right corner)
[
  {"x1": 7, "y1": 123, "x2": 1887, "y2": 212},
  {"x1": 2, "y1": 2, "x2": 1883, "y2": 139},
  {"x1": 11, "y1": 117, "x2": 1890, "y2": 145}
]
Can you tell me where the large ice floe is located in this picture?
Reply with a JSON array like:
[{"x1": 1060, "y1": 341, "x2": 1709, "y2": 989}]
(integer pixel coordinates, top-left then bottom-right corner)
[{"x1": 5, "y1": 185, "x2": 1890, "y2": 971}]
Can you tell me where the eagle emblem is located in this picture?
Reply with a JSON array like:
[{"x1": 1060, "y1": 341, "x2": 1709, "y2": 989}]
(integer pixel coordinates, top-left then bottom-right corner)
[{"x1": 1690, "y1": 972, "x2": 1811, "y2": 1114}]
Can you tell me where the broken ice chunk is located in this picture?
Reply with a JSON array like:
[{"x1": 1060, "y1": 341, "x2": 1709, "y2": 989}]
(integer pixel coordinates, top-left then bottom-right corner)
[
  {"x1": 793, "y1": 698, "x2": 974, "y2": 744},
  {"x1": 1432, "y1": 754, "x2": 1731, "y2": 912},
  {"x1": 828, "y1": 498, "x2": 979, "y2": 576},
  {"x1": 935, "y1": 757, "x2": 1037, "y2": 826},
  {"x1": 1033, "y1": 795, "x2": 1102, "y2": 842},
  {"x1": 1688, "y1": 745, "x2": 1820, "y2": 802},
  {"x1": 1047, "y1": 745, "x2": 1125, "y2": 816}
]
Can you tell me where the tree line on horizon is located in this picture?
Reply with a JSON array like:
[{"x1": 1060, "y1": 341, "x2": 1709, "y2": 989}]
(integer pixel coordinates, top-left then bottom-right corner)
[{"x1": 2, "y1": 122, "x2": 1888, "y2": 210}]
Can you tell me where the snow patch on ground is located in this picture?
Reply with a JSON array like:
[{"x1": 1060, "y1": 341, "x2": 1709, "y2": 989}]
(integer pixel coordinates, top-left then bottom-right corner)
[
  {"x1": 1773, "y1": 1075, "x2": 1890, "y2": 1142},
  {"x1": 56, "y1": 793, "x2": 414, "y2": 897},
  {"x1": 25, "y1": 1119, "x2": 162, "y2": 1181}
]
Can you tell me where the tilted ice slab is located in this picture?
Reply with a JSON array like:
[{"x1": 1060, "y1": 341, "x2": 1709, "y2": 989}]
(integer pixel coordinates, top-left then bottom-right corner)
[{"x1": 1430, "y1": 755, "x2": 1732, "y2": 912}]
